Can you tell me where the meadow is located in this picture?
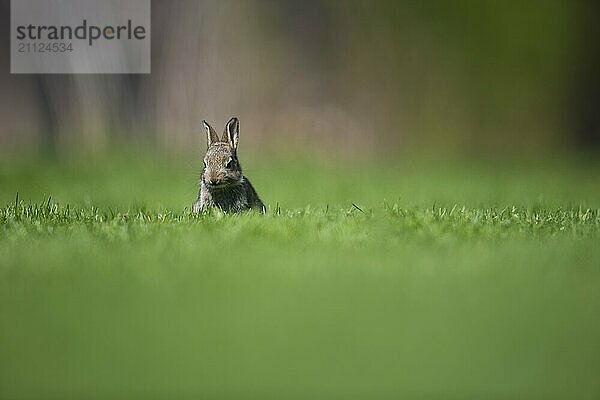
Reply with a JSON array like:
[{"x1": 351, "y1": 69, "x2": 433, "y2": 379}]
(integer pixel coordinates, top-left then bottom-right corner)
[{"x1": 1, "y1": 149, "x2": 600, "y2": 399}]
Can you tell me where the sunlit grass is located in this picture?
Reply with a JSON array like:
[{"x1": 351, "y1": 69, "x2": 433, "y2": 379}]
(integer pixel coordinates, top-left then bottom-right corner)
[
  {"x1": 1, "y1": 151, "x2": 600, "y2": 399},
  {"x1": 1, "y1": 199, "x2": 599, "y2": 242}
]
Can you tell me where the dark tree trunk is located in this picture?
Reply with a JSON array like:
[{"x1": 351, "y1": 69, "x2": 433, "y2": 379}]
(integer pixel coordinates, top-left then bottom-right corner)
[{"x1": 572, "y1": 0, "x2": 600, "y2": 150}]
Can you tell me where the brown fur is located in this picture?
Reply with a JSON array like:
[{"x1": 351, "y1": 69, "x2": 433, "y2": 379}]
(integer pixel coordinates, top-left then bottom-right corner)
[{"x1": 193, "y1": 117, "x2": 265, "y2": 213}]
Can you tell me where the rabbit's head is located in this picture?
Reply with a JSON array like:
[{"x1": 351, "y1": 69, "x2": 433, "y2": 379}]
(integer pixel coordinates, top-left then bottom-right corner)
[{"x1": 201, "y1": 117, "x2": 243, "y2": 188}]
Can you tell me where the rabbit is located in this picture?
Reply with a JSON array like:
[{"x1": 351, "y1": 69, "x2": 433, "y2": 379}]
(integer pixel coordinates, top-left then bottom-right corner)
[{"x1": 193, "y1": 117, "x2": 265, "y2": 213}]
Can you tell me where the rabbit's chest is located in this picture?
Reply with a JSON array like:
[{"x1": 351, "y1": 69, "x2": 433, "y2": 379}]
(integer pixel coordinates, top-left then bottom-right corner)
[{"x1": 201, "y1": 185, "x2": 250, "y2": 212}]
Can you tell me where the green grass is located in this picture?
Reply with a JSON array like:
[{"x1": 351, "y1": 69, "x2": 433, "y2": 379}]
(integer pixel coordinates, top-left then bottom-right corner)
[{"x1": 1, "y1": 151, "x2": 600, "y2": 399}]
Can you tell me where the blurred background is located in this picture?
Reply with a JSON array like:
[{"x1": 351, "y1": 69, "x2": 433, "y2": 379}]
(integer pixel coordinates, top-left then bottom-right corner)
[{"x1": 1, "y1": 0, "x2": 599, "y2": 157}]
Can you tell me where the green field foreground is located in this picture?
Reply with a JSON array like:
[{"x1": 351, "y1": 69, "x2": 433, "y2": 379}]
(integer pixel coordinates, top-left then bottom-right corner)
[{"x1": 1, "y1": 152, "x2": 600, "y2": 399}]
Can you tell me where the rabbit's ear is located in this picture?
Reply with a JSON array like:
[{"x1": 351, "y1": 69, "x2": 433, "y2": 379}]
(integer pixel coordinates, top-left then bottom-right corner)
[
  {"x1": 223, "y1": 117, "x2": 239, "y2": 150},
  {"x1": 203, "y1": 120, "x2": 219, "y2": 147}
]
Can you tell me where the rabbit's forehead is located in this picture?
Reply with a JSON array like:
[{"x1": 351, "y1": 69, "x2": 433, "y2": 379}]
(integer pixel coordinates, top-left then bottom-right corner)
[{"x1": 205, "y1": 143, "x2": 232, "y2": 162}]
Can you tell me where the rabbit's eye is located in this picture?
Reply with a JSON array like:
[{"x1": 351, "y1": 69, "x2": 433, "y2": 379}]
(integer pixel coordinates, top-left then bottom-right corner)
[{"x1": 226, "y1": 157, "x2": 235, "y2": 169}]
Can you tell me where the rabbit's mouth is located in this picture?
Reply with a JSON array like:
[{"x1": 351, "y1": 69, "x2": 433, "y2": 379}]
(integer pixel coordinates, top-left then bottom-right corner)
[{"x1": 205, "y1": 179, "x2": 238, "y2": 190}]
